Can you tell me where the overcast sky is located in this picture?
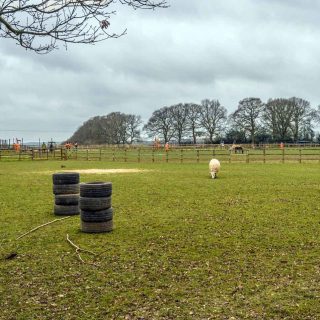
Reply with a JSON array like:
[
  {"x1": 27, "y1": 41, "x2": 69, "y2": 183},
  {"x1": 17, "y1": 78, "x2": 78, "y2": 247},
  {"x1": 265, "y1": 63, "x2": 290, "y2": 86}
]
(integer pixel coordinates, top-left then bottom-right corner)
[{"x1": 1, "y1": 0, "x2": 320, "y2": 142}]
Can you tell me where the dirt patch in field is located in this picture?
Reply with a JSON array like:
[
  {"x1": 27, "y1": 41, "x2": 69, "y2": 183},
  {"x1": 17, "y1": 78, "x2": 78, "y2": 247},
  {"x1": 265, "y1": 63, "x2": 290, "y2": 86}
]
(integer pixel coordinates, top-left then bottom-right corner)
[
  {"x1": 65, "y1": 169, "x2": 149, "y2": 174},
  {"x1": 36, "y1": 169, "x2": 151, "y2": 175}
]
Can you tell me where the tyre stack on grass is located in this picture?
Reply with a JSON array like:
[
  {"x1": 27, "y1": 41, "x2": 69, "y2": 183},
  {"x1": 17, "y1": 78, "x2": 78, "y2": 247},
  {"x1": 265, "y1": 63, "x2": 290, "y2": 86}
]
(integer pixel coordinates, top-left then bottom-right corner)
[
  {"x1": 80, "y1": 182, "x2": 113, "y2": 233},
  {"x1": 53, "y1": 172, "x2": 80, "y2": 216}
]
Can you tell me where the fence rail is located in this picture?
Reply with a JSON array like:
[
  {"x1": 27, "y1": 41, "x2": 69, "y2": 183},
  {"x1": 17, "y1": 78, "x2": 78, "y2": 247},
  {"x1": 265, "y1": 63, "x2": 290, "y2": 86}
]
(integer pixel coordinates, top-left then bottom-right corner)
[{"x1": 1, "y1": 146, "x2": 320, "y2": 163}]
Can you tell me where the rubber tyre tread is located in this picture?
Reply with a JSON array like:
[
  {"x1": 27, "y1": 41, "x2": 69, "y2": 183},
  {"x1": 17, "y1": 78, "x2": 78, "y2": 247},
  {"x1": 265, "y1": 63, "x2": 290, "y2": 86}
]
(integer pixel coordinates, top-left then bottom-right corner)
[
  {"x1": 53, "y1": 184, "x2": 80, "y2": 195},
  {"x1": 54, "y1": 204, "x2": 80, "y2": 216},
  {"x1": 80, "y1": 182, "x2": 112, "y2": 198},
  {"x1": 81, "y1": 208, "x2": 113, "y2": 222},
  {"x1": 81, "y1": 220, "x2": 113, "y2": 233},
  {"x1": 79, "y1": 196, "x2": 111, "y2": 211},
  {"x1": 53, "y1": 172, "x2": 80, "y2": 185},
  {"x1": 55, "y1": 194, "x2": 79, "y2": 205}
]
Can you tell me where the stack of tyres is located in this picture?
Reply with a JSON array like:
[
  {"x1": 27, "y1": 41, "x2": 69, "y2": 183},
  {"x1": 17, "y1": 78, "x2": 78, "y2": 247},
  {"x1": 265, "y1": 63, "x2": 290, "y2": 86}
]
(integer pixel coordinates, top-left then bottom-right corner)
[
  {"x1": 80, "y1": 182, "x2": 113, "y2": 233},
  {"x1": 52, "y1": 172, "x2": 80, "y2": 216}
]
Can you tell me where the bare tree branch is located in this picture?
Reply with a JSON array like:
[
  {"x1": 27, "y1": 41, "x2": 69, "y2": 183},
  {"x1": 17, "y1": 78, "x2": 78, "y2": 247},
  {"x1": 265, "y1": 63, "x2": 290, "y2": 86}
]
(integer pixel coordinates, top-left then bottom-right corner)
[
  {"x1": 16, "y1": 216, "x2": 71, "y2": 240},
  {"x1": 0, "y1": 0, "x2": 168, "y2": 53},
  {"x1": 66, "y1": 234, "x2": 96, "y2": 264}
]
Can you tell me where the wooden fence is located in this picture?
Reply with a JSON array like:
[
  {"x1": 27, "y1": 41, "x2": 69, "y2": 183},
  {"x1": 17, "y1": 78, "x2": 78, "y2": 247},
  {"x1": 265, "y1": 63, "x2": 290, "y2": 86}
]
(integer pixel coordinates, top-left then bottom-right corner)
[{"x1": 1, "y1": 146, "x2": 320, "y2": 163}]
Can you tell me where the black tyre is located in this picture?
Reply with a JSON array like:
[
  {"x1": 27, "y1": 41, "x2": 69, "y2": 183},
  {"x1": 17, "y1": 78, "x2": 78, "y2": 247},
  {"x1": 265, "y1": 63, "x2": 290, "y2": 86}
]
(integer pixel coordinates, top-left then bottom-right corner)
[
  {"x1": 54, "y1": 204, "x2": 79, "y2": 216},
  {"x1": 80, "y1": 182, "x2": 112, "y2": 198},
  {"x1": 52, "y1": 172, "x2": 80, "y2": 185},
  {"x1": 79, "y1": 196, "x2": 111, "y2": 211},
  {"x1": 53, "y1": 184, "x2": 80, "y2": 195},
  {"x1": 55, "y1": 194, "x2": 79, "y2": 205},
  {"x1": 81, "y1": 208, "x2": 113, "y2": 222},
  {"x1": 81, "y1": 220, "x2": 113, "y2": 233}
]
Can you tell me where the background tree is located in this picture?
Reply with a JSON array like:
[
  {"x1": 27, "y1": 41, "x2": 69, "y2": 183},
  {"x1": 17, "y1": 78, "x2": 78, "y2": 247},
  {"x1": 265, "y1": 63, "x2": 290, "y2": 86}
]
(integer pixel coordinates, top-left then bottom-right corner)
[
  {"x1": 170, "y1": 103, "x2": 188, "y2": 145},
  {"x1": 289, "y1": 97, "x2": 316, "y2": 142},
  {"x1": 185, "y1": 103, "x2": 202, "y2": 144},
  {"x1": 199, "y1": 99, "x2": 227, "y2": 144},
  {"x1": 0, "y1": 0, "x2": 168, "y2": 53},
  {"x1": 125, "y1": 114, "x2": 142, "y2": 144},
  {"x1": 263, "y1": 98, "x2": 295, "y2": 142},
  {"x1": 224, "y1": 128, "x2": 247, "y2": 144},
  {"x1": 229, "y1": 97, "x2": 264, "y2": 146},
  {"x1": 144, "y1": 107, "x2": 175, "y2": 143}
]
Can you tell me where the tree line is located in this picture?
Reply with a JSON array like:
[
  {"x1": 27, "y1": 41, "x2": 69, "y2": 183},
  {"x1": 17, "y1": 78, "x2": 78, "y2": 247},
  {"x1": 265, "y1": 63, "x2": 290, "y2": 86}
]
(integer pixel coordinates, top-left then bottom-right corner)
[{"x1": 68, "y1": 97, "x2": 320, "y2": 145}]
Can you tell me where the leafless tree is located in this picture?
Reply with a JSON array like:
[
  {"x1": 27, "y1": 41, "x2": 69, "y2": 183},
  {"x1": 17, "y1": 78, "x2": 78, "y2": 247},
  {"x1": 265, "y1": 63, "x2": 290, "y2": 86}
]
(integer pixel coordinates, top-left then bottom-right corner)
[
  {"x1": 169, "y1": 103, "x2": 188, "y2": 145},
  {"x1": 199, "y1": 99, "x2": 227, "y2": 144},
  {"x1": 144, "y1": 107, "x2": 174, "y2": 143},
  {"x1": 185, "y1": 103, "x2": 202, "y2": 144},
  {"x1": 263, "y1": 98, "x2": 295, "y2": 141},
  {"x1": 125, "y1": 114, "x2": 142, "y2": 144},
  {"x1": 0, "y1": 0, "x2": 168, "y2": 53},
  {"x1": 229, "y1": 97, "x2": 264, "y2": 146},
  {"x1": 289, "y1": 97, "x2": 317, "y2": 142}
]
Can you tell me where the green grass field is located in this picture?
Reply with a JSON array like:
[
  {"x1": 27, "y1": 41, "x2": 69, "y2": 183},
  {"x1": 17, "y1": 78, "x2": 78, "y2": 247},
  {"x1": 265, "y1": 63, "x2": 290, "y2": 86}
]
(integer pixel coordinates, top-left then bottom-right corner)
[{"x1": 0, "y1": 161, "x2": 319, "y2": 319}]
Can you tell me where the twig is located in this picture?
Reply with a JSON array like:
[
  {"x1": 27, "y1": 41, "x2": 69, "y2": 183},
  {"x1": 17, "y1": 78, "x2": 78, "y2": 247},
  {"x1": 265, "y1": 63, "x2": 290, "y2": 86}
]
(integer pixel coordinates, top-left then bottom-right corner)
[
  {"x1": 16, "y1": 216, "x2": 71, "y2": 240},
  {"x1": 66, "y1": 234, "x2": 96, "y2": 264}
]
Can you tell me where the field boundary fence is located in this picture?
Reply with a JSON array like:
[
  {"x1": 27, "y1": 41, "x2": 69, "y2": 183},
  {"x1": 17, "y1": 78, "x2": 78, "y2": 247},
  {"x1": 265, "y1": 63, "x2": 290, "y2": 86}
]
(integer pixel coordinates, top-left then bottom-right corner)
[{"x1": 1, "y1": 146, "x2": 320, "y2": 163}]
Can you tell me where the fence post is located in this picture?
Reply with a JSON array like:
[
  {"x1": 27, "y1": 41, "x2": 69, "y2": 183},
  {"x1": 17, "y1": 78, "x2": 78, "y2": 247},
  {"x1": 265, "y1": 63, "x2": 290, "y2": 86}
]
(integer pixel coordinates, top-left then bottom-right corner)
[
  {"x1": 212, "y1": 148, "x2": 215, "y2": 157},
  {"x1": 299, "y1": 148, "x2": 301, "y2": 163},
  {"x1": 60, "y1": 148, "x2": 63, "y2": 160},
  {"x1": 152, "y1": 148, "x2": 155, "y2": 163},
  {"x1": 180, "y1": 149, "x2": 183, "y2": 163},
  {"x1": 166, "y1": 150, "x2": 169, "y2": 163},
  {"x1": 112, "y1": 149, "x2": 115, "y2": 162},
  {"x1": 138, "y1": 148, "x2": 141, "y2": 163},
  {"x1": 282, "y1": 148, "x2": 285, "y2": 163},
  {"x1": 229, "y1": 150, "x2": 232, "y2": 163},
  {"x1": 99, "y1": 148, "x2": 102, "y2": 161},
  {"x1": 246, "y1": 150, "x2": 249, "y2": 163},
  {"x1": 0, "y1": 149, "x2": 2, "y2": 160},
  {"x1": 125, "y1": 149, "x2": 127, "y2": 162},
  {"x1": 86, "y1": 149, "x2": 89, "y2": 161},
  {"x1": 196, "y1": 150, "x2": 199, "y2": 163},
  {"x1": 263, "y1": 147, "x2": 266, "y2": 164},
  {"x1": 19, "y1": 149, "x2": 21, "y2": 161}
]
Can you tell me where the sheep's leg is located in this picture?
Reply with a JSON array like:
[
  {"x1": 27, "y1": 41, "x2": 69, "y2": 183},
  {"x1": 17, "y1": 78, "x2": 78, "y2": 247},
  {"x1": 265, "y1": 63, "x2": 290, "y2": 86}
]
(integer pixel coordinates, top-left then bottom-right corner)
[{"x1": 211, "y1": 172, "x2": 216, "y2": 179}]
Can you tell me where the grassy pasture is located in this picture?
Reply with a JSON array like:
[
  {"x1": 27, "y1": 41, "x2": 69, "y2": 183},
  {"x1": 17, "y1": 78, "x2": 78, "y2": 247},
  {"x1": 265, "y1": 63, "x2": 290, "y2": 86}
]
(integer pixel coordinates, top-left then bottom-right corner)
[{"x1": 0, "y1": 161, "x2": 320, "y2": 319}]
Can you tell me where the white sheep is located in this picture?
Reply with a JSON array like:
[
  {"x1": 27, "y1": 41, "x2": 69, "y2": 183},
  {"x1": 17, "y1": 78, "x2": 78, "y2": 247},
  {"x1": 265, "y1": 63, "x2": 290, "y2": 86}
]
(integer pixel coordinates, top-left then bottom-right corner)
[{"x1": 209, "y1": 158, "x2": 220, "y2": 179}]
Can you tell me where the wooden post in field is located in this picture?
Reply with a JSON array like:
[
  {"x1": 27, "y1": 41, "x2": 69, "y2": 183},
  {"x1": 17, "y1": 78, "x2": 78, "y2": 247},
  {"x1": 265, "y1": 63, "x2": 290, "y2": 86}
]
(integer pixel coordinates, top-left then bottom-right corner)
[
  {"x1": 212, "y1": 148, "x2": 215, "y2": 157},
  {"x1": 229, "y1": 150, "x2": 231, "y2": 163},
  {"x1": 0, "y1": 149, "x2": 1, "y2": 160},
  {"x1": 124, "y1": 149, "x2": 127, "y2": 162},
  {"x1": 86, "y1": 148, "x2": 89, "y2": 161},
  {"x1": 138, "y1": 148, "x2": 141, "y2": 163},
  {"x1": 60, "y1": 148, "x2": 63, "y2": 160},
  {"x1": 299, "y1": 148, "x2": 302, "y2": 163},
  {"x1": 246, "y1": 150, "x2": 249, "y2": 163},
  {"x1": 112, "y1": 149, "x2": 115, "y2": 162},
  {"x1": 19, "y1": 148, "x2": 21, "y2": 161},
  {"x1": 152, "y1": 148, "x2": 155, "y2": 163},
  {"x1": 263, "y1": 147, "x2": 266, "y2": 164},
  {"x1": 99, "y1": 148, "x2": 102, "y2": 161},
  {"x1": 166, "y1": 150, "x2": 169, "y2": 163},
  {"x1": 180, "y1": 149, "x2": 183, "y2": 163},
  {"x1": 282, "y1": 148, "x2": 285, "y2": 163},
  {"x1": 196, "y1": 150, "x2": 199, "y2": 163},
  {"x1": 46, "y1": 149, "x2": 49, "y2": 160}
]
